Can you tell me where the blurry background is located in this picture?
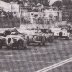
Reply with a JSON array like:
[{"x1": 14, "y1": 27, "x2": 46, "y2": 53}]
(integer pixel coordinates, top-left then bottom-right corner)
[{"x1": 0, "y1": 0, "x2": 72, "y2": 28}]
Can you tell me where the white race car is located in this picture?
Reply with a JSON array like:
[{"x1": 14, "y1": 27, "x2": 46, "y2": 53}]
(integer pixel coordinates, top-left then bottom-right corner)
[
  {"x1": 6, "y1": 33, "x2": 27, "y2": 49},
  {"x1": 5, "y1": 30, "x2": 27, "y2": 49},
  {"x1": 50, "y1": 28, "x2": 70, "y2": 39},
  {"x1": 0, "y1": 28, "x2": 27, "y2": 49}
]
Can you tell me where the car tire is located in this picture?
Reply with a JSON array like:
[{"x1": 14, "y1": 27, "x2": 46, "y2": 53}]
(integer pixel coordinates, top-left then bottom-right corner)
[
  {"x1": 42, "y1": 36, "x2": 46, "y2": 46},
  {"x1": 54, "y1": 36, "x2": 58, "y2": 39},
  {"x1": 0, "y1": 39, "x2": 2, "y2": 49},
  {"x1": 27, "y1": 36, "x2": 30, "y2": 45},
  {"x1": 7, "y1": 45, "x2": 13, "y2": 50},
  {"x1": 17, "y1": 40, "x2": 24, "y2": 49},
  {"x1": 42, "y1": 42, "x2": 45, "y2": 46},
  {"x1": 23, "y1": 40, "x2": 27, "y2": 49},
  {"x1": 48, "y1": 36, "x2": 54, "y2": 43},
  {"x1": 12, "y1": 42, "x2": 18, "y2": 49},
  {"x1": 38, "y1": 43, "x2": 42, "y2": 46},
  {"x1": 59, "y1": 32, "x2": 62, "y2": 37},
  {"x1": 65, "y1": 37, "x2": 69, "y2": 40}
]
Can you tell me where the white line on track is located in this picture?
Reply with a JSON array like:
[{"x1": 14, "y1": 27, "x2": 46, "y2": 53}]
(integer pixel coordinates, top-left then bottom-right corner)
[
  {"x1": 0, "y1": 59, "x2": 50, "y2": 63},
  {"x1": 0, "y1": 59, "x2": 27, "y2": 62},
  {"x1": 36, "y1": 57, "x2": 72, "y2": 72},
  {"x1": 5, "y1": 55, "x2": 13, "y2": 57}
]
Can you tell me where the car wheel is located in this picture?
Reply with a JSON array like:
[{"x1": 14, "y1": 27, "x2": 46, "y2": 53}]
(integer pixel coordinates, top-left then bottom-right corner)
[
  {"x1": 48, "y1": 36, "x2": 54, "y2": 43},
  {"x1": 54, "y1": 36, "x2": 58, "y2": 39},
  {"x1": 0, "y1": 39, "x2": 2, "y2": 49},
  {"x1": 42, "y1": 42, "x2": 45, "y2": 46},
  {"x1": 59, "y1": 32, "x2": 62, "y2": 37},
  {"x1": 17, "y1": 40, "x2": 24, "y2": 49},
  {"x1": 27, "y1": 41, "x2": 30, "y2": 45},
  {"x1": 7, "y1": 45, "x2": 13, "y2": 50},
  {"x1": 12, "y1": 42, "x2": 18, "y2": 49},
  {"x1": 42, "y1": 36, "x2": 46, "y2": 46},
  {"x1": 38, "y1": 43, "x2": 41, "y2": 46},
  {"x1": 65, "y1": 37, "x2": 69, "y2": 40},
  {"x1": 23, "y1": 40, "x2": 27, "y2": 49},
  {"x1": 27, "y1": 36, "x2": 30, "y2": 45}
]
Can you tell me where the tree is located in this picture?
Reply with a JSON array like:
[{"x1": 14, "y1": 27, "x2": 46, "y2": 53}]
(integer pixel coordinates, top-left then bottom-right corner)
[
  {"x1": 1, "y1": 0, "x2": 13, "y2": 2},
  {"x1": 63, "y1": 0, "x2": 72, "y2": 6},
  {"x1": 52, "y1": 1, "x2": 62, "y2": 10}
]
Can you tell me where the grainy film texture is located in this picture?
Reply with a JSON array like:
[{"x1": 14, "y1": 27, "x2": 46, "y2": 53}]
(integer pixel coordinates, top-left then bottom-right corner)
[{"x1": 0, "y1": 0, "x2": 72, "y2": 72}]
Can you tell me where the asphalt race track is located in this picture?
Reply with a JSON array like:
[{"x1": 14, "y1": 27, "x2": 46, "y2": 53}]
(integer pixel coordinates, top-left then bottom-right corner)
[{"x1": 0, "y1": 40, "x2": 72, "y2": 72}]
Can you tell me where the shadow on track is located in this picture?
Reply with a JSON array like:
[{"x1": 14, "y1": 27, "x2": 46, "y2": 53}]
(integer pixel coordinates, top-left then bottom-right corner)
[{"x1": 0, "y1": 46, "x2": 31, "y2": 50}]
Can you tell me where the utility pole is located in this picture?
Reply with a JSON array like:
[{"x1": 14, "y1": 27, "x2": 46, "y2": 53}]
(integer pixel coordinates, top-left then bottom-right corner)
[
  {"x1": 20, "y1": 4, "x2": 21, "y2": 25},
  {"x1": 18, "y1": 0, "x2": 23, "y2": 25}
]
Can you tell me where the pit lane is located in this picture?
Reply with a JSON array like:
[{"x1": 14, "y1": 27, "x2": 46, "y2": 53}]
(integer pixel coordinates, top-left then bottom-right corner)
[{"x1": 0, "y1": 40, "x2": 72, "y2": 72}]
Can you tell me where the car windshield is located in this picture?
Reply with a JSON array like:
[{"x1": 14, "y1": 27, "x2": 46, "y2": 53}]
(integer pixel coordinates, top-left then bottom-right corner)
[
  {"x1": 41, "y1": 29, "x2": 47, "y2": 33},
  {"x1": 4, "y1": 30, "x2": 11, "y2": 36},
  {"x1": 41, "y1": 29, "x2": 52, "y2": 33}
]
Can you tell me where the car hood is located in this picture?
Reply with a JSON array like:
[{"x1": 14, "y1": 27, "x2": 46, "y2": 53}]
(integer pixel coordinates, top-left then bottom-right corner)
[{"x1": 6, "y1": 35, "x2": 23, "y2": 40}]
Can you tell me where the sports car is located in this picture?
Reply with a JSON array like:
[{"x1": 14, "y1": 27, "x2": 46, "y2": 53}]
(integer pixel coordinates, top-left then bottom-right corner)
[
  {"x1": 50, "y1": 28, "x2": 70, "y2": 39},
  {"x1": 26, "y1": 28, "x2": 54, "y2": 45},
  {"x1": 5, "y1": 29, "x2": 27, "y2": 49}
]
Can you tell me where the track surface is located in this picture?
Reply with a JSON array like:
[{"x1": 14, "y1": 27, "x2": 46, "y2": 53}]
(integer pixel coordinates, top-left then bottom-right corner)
[{"x1": 0, "y1": 40, "x2": 72, "y2": 72}]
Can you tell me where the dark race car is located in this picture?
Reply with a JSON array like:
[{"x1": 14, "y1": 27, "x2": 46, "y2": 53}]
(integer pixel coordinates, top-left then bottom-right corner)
[
  {"x1": 27, "y1": 32, "x2": 46, "y2": 45},
  {"x1": 26, "y1": 28, "x2": 54, "y2": 45},
  {"x1": 40, "y1": 29, "x2": 54, "y2": 42}
]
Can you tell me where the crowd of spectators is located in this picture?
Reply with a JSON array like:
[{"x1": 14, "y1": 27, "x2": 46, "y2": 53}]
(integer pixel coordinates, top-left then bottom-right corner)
[
  {"x1": 0, "y1": 0, "x2": 62, "y2": 27},
  {"x1": 0, "y1": 10, "x2": 20, "y2": 28}
]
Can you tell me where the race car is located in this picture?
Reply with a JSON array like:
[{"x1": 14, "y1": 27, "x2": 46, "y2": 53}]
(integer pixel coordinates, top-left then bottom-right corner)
[
  {"x1": 27, "y1": 34, "x2": 46, "y2": 45},
  {"x1": 26, "y1": 28, "x2": 54, "y2": 45},
  {"x1": 40, "y1": 29, "x2": 54, "y2": 42},
  {"x1": 0, "y1": 28, "x2": 27, "y2": 49},
  {"x1": 5, "y1": 29, "x2": 27, "y2": 49},
  {"x1": 50, "y1": 28, "x2": 70, "y2": 39}
]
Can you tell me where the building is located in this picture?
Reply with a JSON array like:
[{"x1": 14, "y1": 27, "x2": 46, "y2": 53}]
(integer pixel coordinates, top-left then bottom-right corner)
[{"x1": 0, "y1": 1, "x2": 20, "y2": 17}]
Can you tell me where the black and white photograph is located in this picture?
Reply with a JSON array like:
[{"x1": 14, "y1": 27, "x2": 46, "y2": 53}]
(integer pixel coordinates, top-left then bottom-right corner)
[{"x1": 0, "y1": 0, "x2": 72, "y2": 72}]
